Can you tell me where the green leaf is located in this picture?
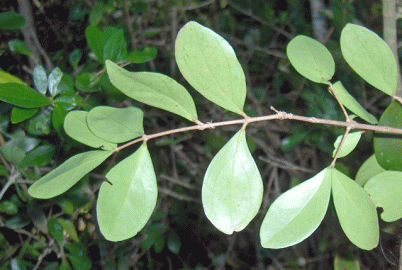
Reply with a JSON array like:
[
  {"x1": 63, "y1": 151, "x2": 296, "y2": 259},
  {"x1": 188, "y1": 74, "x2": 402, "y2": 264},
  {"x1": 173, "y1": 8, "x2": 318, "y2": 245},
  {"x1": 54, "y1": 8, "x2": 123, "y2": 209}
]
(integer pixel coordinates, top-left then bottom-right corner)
[
  {"x1": 355, "y1": 154, "x2": 386, "y2": 186},
  {"x1": 33, "y1": 65, "x2": 48, "y2": 94},
  {"x1": 374, "y1": 100, "x2": 402, "y2": 170},
  {"x1": 68, "y1": 49, "x2": 82, "y2": 69},
  {"x1": 48, "y1": 218, "x2": 64, "y2": 247},
  {"x1": 106, "y1": 60, "x2": 198, "y2": 122},
  {"x1": 364, "y1": 171, "x2": 402, "y2": 222},
  {"x1": 11, "y1": 107, "x2": 38, "y2": 124},
  {"x1": 52, "y1": 103, "x2": 68, "y2": 133},
  {"x1": 75, "y1": 73, "x2": 100, "y2": 92},
  {"x1": 21, "y1": 145, "x2": 55, "y2": 167},
  {"x1": 85, "y1": 25, "x2": 107, "y2": 62},
  {"x1": 0, "y1": 144, "x2": 25, "y2": 165},
  {"x1": 340, "y1": 24, "x2": 397, "y2": 96},
  {"x1": 48, "y1": 67, "x2": 63, "y2": 97},
  {"x1": 27, "y1": 109, "x2": 52, "y2": 135},
  {"x1": 332, "y1": 131, "x2": 362, "y2": 158},
  {"x1": 65, "y1": 242, "x2": 92, "y2": 270},
  {"x1": 260, "y1": 168, "x2": 331, "y2": 248},
  {"x1": 97, "y1": 143, "x2": 157, "y2": 241},
  {"x1": 28, "y1": 150, "x2": 113, "y2": 199},
  {"x1": 331, "y1": 168, "x2": 379, "y2": 250},
  {"x1": 202, "y1": 129, "x2": 263, "y2": 234},
  {"x1": 8, "y1": 39, "x2": 32, "y2": 56},
  {"x1": 87, "y1": 106, "x2": 144, "y2": 143},
  {"x1": 0, "y1": 83, "x2": 51, "y2": 108},
  {"x1": 167, "y1": 231, "x2": 181, "y2": 255},
  {"x1": 0, "y1": 12, "x2": 26, "y2": 30},
  {"x1": 0, "y1": 70, "x2": 26, "y2": 84},
  {"x1": 128, "y1": 46, "x2": 158, "y2": 63},
  {"x1": 175, "y1": 21, "x2": 247, "y2": 116},
  {"x1": 332, "y1": 81, "x2": 377, "y2": 124},
  {"x1": 286, "y1": 35, "x2": 335, "y2": 84},
  {"x1": 334, "y1": 247, "x2": 360, "y2": 270},
  {"x1": 89, "y1": 2, "x2": 106, "y2": 26},
  {"x1": 0, "y1": 200, "x2": 18, "y2": 215},
  {"x1": 103, "y1": 29, "x2": 127, "y2": 62},
  {"x1": 64, "y1": 111, "x2": 117, "y2": 150},
  {"x1": 58, "y1": 218, "x2": 79, "y2": 242}
]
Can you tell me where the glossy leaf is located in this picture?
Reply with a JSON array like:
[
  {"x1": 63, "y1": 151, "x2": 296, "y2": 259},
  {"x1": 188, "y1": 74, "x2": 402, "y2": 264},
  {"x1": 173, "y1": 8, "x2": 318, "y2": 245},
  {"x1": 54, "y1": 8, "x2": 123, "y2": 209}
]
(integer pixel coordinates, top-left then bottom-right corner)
[
  {"x1": 87, "y1": 106, "x2": 144, "y2": 143},
  {"x1": 332, "y1": 81, "x2": 377, "y2": 124},
  {"x1": 28, "y1": 150, "x2": 113, "y2": 199},
  {"x1": 287, "y1": 35, "x2": 335, "y2": 84},
  {"x1": 340, "y1": 24, "x2": 397, "y2": 95},
  {"x1": 85, "y1": 25, "x2": 107, "y2": 62},
  {"x1": 202, "y1": 130, "x2": 263, "y2": 234},
  {"x1": 33, "y1": 65, "x2": 47, "y2": 94},
  {"x1": 128, "y1": 46, "x2": 158, "y2": 63},
  {"x1": 364, "y1": 171, "x2": 402, "y2": 222},
  {"x1": 0, "y1": 70, "x2": 26, "y2": 84},
  {"x1": 374, "y1": 101, "x2": 402, "y2": 170},
  {"x1": 10, "y1": 107, "x2": 38, "y2": 124},
  {"x1": 48, "y1": 67, "x2": 63, "y2": 97},
  {"x1": 332, "y1": 131, "x2": 362, "y2": 158},
  {"x1": 0, "y1": 83, "x2": 51, "y2": 108},
  {"x1": 0, "y1": 11, "x2": 26, "y2": 30},
  {"x1": 106, "y1": 60, "x2": 198, "y2": 122},
  {"x1": 175, "y1": 21, "x2": 247, "y2": 116},
  {"x1": 260, "y1": 168, "x2": 331, "y2": 248},
  {"x1": 331, "y1": 168, "x2": 379, "y2": 250},
  {"x1": 64, "y1": 111, "x2": 117, "y2": 150},
  {"x1": 8, "y1": 39, "x2": 31, "y2": 56},
  {"x1": 103, "y1": 29, "x2": 127, "y2": 62},
  {"x1": 355, "y1": 154, "x2": 386, "y2": 186},
  {"x1": 97, "y1": 143, "x2": 157, "y2": 241}
]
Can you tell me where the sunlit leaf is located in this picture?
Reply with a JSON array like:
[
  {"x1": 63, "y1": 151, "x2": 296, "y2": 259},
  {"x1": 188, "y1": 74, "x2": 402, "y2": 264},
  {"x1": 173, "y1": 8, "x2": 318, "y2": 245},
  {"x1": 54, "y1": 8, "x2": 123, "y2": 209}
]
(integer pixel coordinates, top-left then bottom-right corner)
[
  {"x1": 355, "y1": 154, "x2": 386, "y2": 186},
  {"x1": 87, "y1": 106, "x2": 144, "y2": 143},
  {"x1": 260, "y1": 168, "x2": 331, "y2": 248},
  {"x1": 28, "y1": 150, "x2": 113, "y2": 199},
  {"x1": 33, "y1": 65, "x2": 47, "y2": 94},
  {"x1": 364, "y1": 171, "x2": 402, "y2": 222},
  {"x1": 0, "y1": 70, "x2": 26, "y2": 84},
  {"x1": 331, "y1": 168, "x2": 379, "y2": 250},
  {"x1": 106, "y1": 60, "x2": 198, "y2": 122},
  {"x1": 175, "y1": 21, "x2": 247, "y2": 116},
  {"x1": 64, "y1": 110, "x2": 117, "y2": 150},
  {"x1": 202, "y1": 129, "x2": 263, "y2": 234},
  {"x1": 97, "y1": 143, "x2": 157, "y2": 241},
  {"x1": 340, "y1": 24, "x2": 397, "y2": 95},
  {"x1": 332, "y1": 131, "x2": 362, "y2": 158},
  {"x1": 332, "y1": 81, "x2": 377, "y2": 124},
  {"x1": 287, "y1": 35, "x2": 335, "y2": 84},
  {"x1": 0, "y1": 83, "x2": 51, "y2": 108}
]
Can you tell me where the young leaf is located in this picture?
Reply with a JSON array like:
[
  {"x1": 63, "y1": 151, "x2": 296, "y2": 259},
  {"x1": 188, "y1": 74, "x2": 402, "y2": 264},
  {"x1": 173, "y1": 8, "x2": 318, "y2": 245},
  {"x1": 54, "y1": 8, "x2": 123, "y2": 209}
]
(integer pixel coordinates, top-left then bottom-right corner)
[
  {"x1": 87, "y1": 106, "x2": 144, "y2": 143},
  {"x1": 97, "y1": 143, "x2": 157, "y2": 241},
  {"x1": 10, "y1": 107, "x2": 38, "y2": 124},
  {"x1": 48, "y1": 67, "x2": 63, "y2": 97},
  {"x1": 355, "y1": 154, "x2": 386, "y2": 186},
  {"x1": 364, "y1": 171, "x2": 402, "y2": 222},
  {"x1": 64, "y1": 111, "x2": 117, "y2": 150},
  {"x1": 28, "y1": 150, "x2": 113, "y2": 199},
  {"x1": 332, "y1": 81, "x2": 377, "y2": 124},
  {"x1": 286, "y1": 35, "x2": 335, "y2": 84},
  {"x1": 0, "y1": 83, "x2": 51, "y2": 108},
  {"x1": 106, "y1": 60, "x2": 198, "y2": 122},
  {"x1": 175, "y1": 21, "x2": 247, "y2": 116},
  {"x1": 331, "y1": 168, "x2": 379, "y2": 250},
  {"x1": 332, "y1": 131, "x2": 362, "y2": 158},
  {"x1": 374, "y1": 100, "x2": 402, "y2": 170},
  {"x1": 85, "y1": 25, "x2": 107, "y2": 62},
  {"x1": 202, "y1": 129, "x2": 263, "y2": 234},
  {"x1": 33, "y1": 65, "x2": 48, "y2": 94},
  {"x1": 260, "y1": 168, "x2": 331, "y2": 248},
  {"x1": 340, "y1": 24, "x2": 397, "y2": 96}
]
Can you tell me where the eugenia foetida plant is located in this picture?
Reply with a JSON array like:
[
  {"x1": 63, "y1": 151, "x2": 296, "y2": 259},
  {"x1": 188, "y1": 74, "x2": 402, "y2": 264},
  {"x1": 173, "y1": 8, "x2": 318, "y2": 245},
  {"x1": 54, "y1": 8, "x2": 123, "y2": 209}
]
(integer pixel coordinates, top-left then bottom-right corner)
[{"x1": 23, "y1": 21, "x2": 402, "y2": 250}]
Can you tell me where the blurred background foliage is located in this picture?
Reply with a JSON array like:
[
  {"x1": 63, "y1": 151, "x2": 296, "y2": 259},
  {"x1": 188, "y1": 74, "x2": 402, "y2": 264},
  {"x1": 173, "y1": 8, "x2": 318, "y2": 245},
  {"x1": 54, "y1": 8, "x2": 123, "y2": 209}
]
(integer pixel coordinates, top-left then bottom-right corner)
[{"x1": 0, "y1": 0, "x2": 401, "y2": 269}]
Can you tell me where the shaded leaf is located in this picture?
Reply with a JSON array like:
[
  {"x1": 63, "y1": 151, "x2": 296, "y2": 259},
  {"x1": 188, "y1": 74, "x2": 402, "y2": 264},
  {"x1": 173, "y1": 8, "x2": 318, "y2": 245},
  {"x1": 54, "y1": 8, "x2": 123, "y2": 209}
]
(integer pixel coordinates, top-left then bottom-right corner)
[
  {"x1": 75, "y1": 72, "x2": 100, "y2": 92},
  {"x1": 8, "y1": 39, "x2": 31, "y2": 56},
  {"x1": 355, "y1": 154, "x2": 386, "y2": 186},
  {"x1": 27, "y1": 109, "x2": 52, "y2": 135},
  {"x1": 33, "y1": 65, "x2": 47, "y2": 94},
  {"x1": 97, "y1": 143, "x2": 157, "y2": 241},
  {"x1": 28, "y1": 150, "x2": 113, "y2": 199},
  {"x1": 103, "y1": 29, "x2": 127, "y2": 62},
  {"x1": 58, "y1": 218, "x2": 79, "y2": 242},
  {"x1": 260, "y1": 168, "x2": 331, "y2": 248},
  {"x1": 340, "y1": 24, "x2": 397, "y2": 95},
  {"x1": 21, "y1": 145, "x2": 55, "y2": 167},
  {"x1": 0, "y1": 83, "x2": 51, "y2": 108},
  {"x1": 0, "y1": 144, "x2": 25, "y2": 165},
  {"x1": 48, "y1": 218, "x2": 64, "y2": 247},
  {"x1": 10, "y1": 107, "x2": 38, "y2": 124},
  {"x1": 128, "y1": 46, "x2": 158, "y2": 63},
  {"x1": 69, "y1": 49, "x2": 82, "y2": 69},
  {"x1": 85, "y1": 25, "x2": 107, "y2": 62},
  {"x1": 87, "y1": 106, "x2": 144, "y2": 143},
  {"x1": 332, "y1": 131, "x2": 362, "y2": 158},
  {"x1": 65, "y1": 242, "x2": 92, "y2": 270},
  {"x1": 202, "y1": 129, "x2": 263, "y2": 234},
  {"x1": 0, "y1": 11, "x2": 26, "y2": 30},
  {"x1": 175, "y1": 21, "x2": 247, "y2": 116},
  {"x1": 334, "y1": 246, "x2": 360, "y2": 270},
  {"x1": 48, "y1": 67, "x2": 63, "y2": 97},
  {"x1": 331, "y1": 168, "x2": 379, "y2": 250},
  {"x1": 89, "y1": 2, "x2": 106, "y2": 26},
  {"x1": 106, "y1": 60, "x2": 198, "y2": 122}
]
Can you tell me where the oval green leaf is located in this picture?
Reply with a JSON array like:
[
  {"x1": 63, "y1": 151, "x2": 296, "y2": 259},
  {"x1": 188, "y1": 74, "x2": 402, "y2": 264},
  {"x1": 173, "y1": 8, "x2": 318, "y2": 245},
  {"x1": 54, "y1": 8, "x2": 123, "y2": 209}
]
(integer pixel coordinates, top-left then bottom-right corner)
[
  {"x1": 87, "y1": 106, "x2": 144, "y2": 143},
  {"x1": 355, "y1": 154, "x2": 386, "y2": 186},
  {"x1": 332, "y1": 131, "x2": 362, "y2": 158},
  {"x1": 332, "y1": 81, "x2": 377, "y2": 124},
  {"x1": 97, "y1": 143, "x2": 157, "y2": 241},
  {"x1": 340, "y1": 24, "x2": 397, "y2": 95},
  {"x1": 286, "y1": 35, "x2": 335, "y2": 84},
  {"x1": 33, "y1": 65, "x2": 48, "y2": 94},
  {"x1": 64, "y1": 111, "x2": 117, "y2": 150},
  {"x1": 202, "y1": 129, "x2": 263, "y2": 234},
  {"x1": 28, "y1": 150, "x2": 112, "y2": 199},
  {"x1": 0, "y1": 83, "x2": 51, "y2": 108},
  {"x1": 106, "y1": 60, "x2": 198, "y2": 122},
  {"x1": 10, "y1": 107, "x2": 38, "y2": 124},
  {"x1": 85, "y1": 25, "x2": 107, "y2": 62},
  {"x1": 48, "y1": 67, "x2": 63, "y2": 97},
  {"x1": 175, "y1": 21, "x2": 247, "y2": 116},
  {"x1": 260, "y1": 168, "x2": 331, "y2": 248},
  {"x1": 374, "y1": 100, "x2": 402, "y2": 170},
  {"x1": 364, "y1": 171, "x2": 402, "y2": 222},
  {"x1": 331, "y1": 168, "x2": 379, "y2": 250},
  {"x1": 8, "y1": 39, "x2": 32, "y2": 56}
]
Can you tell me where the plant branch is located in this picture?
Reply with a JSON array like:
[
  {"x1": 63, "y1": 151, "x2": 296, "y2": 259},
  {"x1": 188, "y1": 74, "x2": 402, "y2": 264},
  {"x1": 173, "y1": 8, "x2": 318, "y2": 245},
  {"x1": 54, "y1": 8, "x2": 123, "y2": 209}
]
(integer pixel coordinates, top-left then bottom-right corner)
[
  {"x1": 115, "y1": 107, "x2": 402, "y2": 153},
  {"x1": 330, "y1": 126, "x2": 352, "y2": 167},
  {"x1": 328, "y1": 84, "x2": 350, "y2": 121}
]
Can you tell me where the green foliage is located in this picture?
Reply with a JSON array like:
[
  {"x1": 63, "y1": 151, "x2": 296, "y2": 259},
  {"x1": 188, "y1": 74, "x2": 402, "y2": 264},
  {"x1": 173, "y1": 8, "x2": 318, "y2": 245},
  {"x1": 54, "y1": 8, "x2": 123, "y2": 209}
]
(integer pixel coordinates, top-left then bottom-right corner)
[{"x1": 0, "y1": 11, "x2": 26, "y2": 30}]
